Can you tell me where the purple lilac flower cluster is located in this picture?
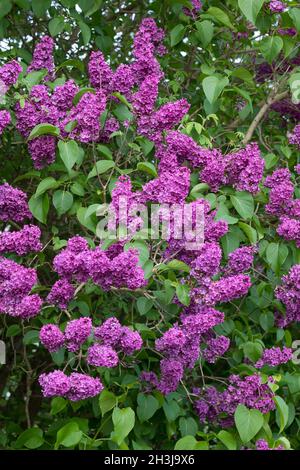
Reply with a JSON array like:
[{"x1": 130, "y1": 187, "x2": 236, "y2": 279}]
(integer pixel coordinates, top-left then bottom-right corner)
[
  {"x1": 255, "y1": 439, "x2": 284, "y2": 451},
  {"x1": 182, "y1": 0, "x2": 202, "y2": 18},
  {"x1": 0, "y1": 183, "x2": 32, "y2": 222},
  {"x1": 40, "y1": 316, "x2": 142, "y2": 360},
  {"x1": 276, "y1": 264, "x2": 300, "y2": 325},
  {"x1": 0, "y1": 225, "x2": 42, "y2": 255},
  {"x1": 0, "y1": 110, "x2": 11, "y2": 135},
  {"x1": 289, "y1": 124, "x2": 300, "y2": 149},
  {"x1": 269, "y1": 1, "x2": 286, "y2": 13},
  {"x1": 255, "y1": 346, "x2": 292, "y2": 368},
  {"x1": 194, "y1": 374, "x2": 276, "y2": 427},
  {"x1": 0, "y1": 257, "x2": 42, "y2": 319},
  {"x1": 39, "y1": 317, "x2": 142, "y2": 399},
  {"x1": 52, "y1": 235, "x2": 146, "y2": 294},
  {"x1": 264, "y1": 168, "x2": 300, "y2": 248},
  {"x1": 0, "y1": 59, "x2": 22, "y2": 88},
  {"x1": 39, "y1": 370, "x2": 103, "y2": 401}
]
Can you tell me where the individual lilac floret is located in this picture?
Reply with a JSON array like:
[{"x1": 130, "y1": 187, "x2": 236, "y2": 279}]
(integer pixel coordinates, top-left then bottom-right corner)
[
  {"x1": 87, "y1": 344, "x2": 119, "y2": 368},
  {"x1": 0, "y1": 110, "x2": 11, "y2": 135},
  {"x1": 0, "y1": 60, "x2": 22, "y2": 87},
  {"x1": 255, "y1": 346, "x2": 292, "y2": 368},
  {"x1": 94, "y1": 317, "x2": 123, "y2": 347},
  {"x1": 27, "y1": 36, "x2": 55, "y2": 81},
  {"x1": 269, "y1": 1, "x2": 286, "y2": 13},
  {"x1": 67, "y1": 373, "x2": 104, "y2": 401},
  {"x1": 39, "y1": 370, "x2": 71, "y2": 397},
  {"x1": 65, "y1": 317, "x2": 92, "y2": 352},
  {"x1": 119, "y1": 327, "x2": 143, "y2": 355},
  {"x1": 39, "y1": 324, "x2": 65, "y2": 352},
  {"x1": 47, "y1": 279, "x2": 75, "y2": 309},
  {"x1": 0, "y1": 225, "x2": 42, "y2": 255},
  {"x1": 0, "y1": 183, "x2": 31, "y2": 222},
  {"x1": 202, "y1": 336, "x2": 230, "y2": 363}
]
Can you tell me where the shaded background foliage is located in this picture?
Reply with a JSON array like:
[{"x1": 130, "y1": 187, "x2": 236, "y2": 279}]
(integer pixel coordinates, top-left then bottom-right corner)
[{"x1": 0, "y1": 0, "x2": 300, "y2": 451}]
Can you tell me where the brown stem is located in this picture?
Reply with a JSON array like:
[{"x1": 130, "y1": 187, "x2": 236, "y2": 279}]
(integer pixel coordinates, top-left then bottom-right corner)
[{"x1": 242, "y1": 90, "x2": 289, "y2": 145}]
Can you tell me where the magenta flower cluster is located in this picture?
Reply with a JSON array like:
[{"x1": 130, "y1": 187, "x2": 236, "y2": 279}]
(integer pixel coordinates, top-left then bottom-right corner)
[
  {"x1": 276, "y1": 264, "x2": 300, "y2": 325},
  {"x1": 39, "y1": 316, "x2": 142, "y2": 399},
  {"x1": 0, "y1": 183, "x2": 32, "y2": 222},
  {"x1": 39, "y1": 371, "x2": 103, "y2": 402},
  {"x1": 195, "y1": 374, "x2": 276, "y2": 427},
  {"x1": 255, "y1": 346, "x2": 292, "y2": 368},
  {"x1": 52, "y1": 235, "x2": 146, "y2": 295},
  {"x1": 0, "y1": 256, "x2": 42, "y2": 319},
  {"x1": 0, "y1": 225, "x2": 42, "y2": 255}
]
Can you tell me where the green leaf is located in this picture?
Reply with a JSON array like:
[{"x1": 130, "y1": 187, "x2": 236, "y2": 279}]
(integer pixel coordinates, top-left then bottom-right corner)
[
  {"x1": 234, "y1": 404, "x2": 264, "y2": 443},
  {"x1": 196, "y1": 21, "x2": 214, "y2": 48},
  {"x1": 275, "y1": 395, "x2": 289, "y2": 433},
  {"x1": 28, "y1": 123, "x2": 60, "y2": 140},
  {"x1": 58, "y1": 140, "x2": 83, "y2": 172},
  {"x1": 29, "y1": 193, "x2": 49, "y2": 224},
  {"x1": 55, "y1": 422, "x2": 82, "y2": 449},
  {"x1": 266, "y1": 243, "x2": 288, "y2": 273},
  {"x1": 112, "y1": 407, "x2": 135, "y2": 445},
  {"x1": 87, "y1": 160, "x2": 115, "y2": 179},
  {"x1": 48, "y1": 16, "x2": 65, "y2": 36},
  {"x1": 238, "y1": 222, "x2": 257, "y2": 244},
  {"x1": 35, "y1": 177, "x2": 58, "y2": 197},
  {"x1": 163, "y1": 399, "x2": 181, "y2": 422},
  {"x1": 174, "y1": 436, "x2": 197, "y2": 450},
  {"x1": 78, "y1": 21, "x2": 91, "y2": 45},
  {"x1": 6, "y1": 324, "x2": 21, "y2": 337},
  {"x1": 206, "y1": 7, "x2": 235, "y2": 30},
  {"x1": 99, "y1": 390, "x2": 117, "y2": 416},
  {"x1": 0, "y1": 0, "x2": 12, "y2": 19},
  {"x1": 170, "y1": 24, "x2": 185, "y2": 47},
  {"x1": 137, "y1": 394, "x2": 159, "y2": 422},
  {"x1": 23, "y1": 330, "x2": 39, "y2": 345},
  {"x1": 136, "y1": 297, "x2": 154, "y2": 316},
  {"x1": 51, "y1": 397, "x2": 67, "y2": 415},
  {"x1": 137, "y1": 162, "x2": 157, "y2": 178},
  {"x1": 179, "y1": 417, "x2": 198, "y2": 437},
  {"x1": 97, "y1": 144, "x2": 113, "y2": 160},
  {"x1": 24, "y1": 70, "x2": 48, "y2": 90},
  {"x1": 15, "y1": 428, "x2": 44, "y2": 449},
  {"x1": 230, "y1": 191, "x2": 254, "y2": 220},
  {"x1": 217, "y1": 430, "x2": 237, "y2": 450},
  {"x1": 238, "y1": 0, "x2": 265, "y2": 24},
  {"x1": 259, "y1": 36, "x2": 283, "y2": 63},
  {"x1": 57, "y1": 59, "x2": 85, "y2": 73},
  {"x1": 32, "y1": 0, "x2": 51, "y2": 17},
  {"x1": 53, "y1": 190, "x2": 73, "y2": 215},
  {"x1": 71, "y1": 182, "x2": 85, "y2": 196},
  {"x1": 166, "y1": 260, "x2": 191, "y2": 273},
  {"x1": 289, "y1": 8, "x2": 300, "y2": 32},
  {"x1": 241, "y1": 341, "x2": 263, "y2": 362},
  {"x1": 202, "y1": 76, "x2": 229, "y2": 104},
  {"x1": 176, "y1": 283, "x2": 190, "y2": 306}
]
